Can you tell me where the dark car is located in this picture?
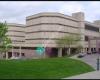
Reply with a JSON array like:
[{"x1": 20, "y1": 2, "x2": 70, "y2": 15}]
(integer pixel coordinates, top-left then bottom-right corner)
[{"x1": 77, "y1": 52, "x2": 87, "y2": 58}]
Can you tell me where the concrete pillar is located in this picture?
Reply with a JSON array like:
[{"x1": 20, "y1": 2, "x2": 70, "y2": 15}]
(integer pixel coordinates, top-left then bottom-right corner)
[
  {"x1": 67, "y1": 48, "x2": 71, "y2": 55},
  {"x1": 5, "y1": 45, "x2": 8, "y2": 59},
  {"x1": 19, "y1": 46, "x2": 22, "y2": 58},
  {"x1": 43, "y1": 47, "x2": 46, "y2": 58},
  {"x1": 96, "y1": 39, "x2": 99, "y2": 53},
  {"x1": 84, "y1": 48, "x2": 86, "y2": 53},
  {"x1": 6, "y1": 52, "x2": 8, "y2": 59},
  {"x1": 58, "y1": 48, "x2": 62, "y2": 57},
  {"x1": 88, "y1": 37, "x2": 91, "y2": 54},
  {"x1": 12, "y1": 46, "x2": 14, "y2": 57},
  {"x1": 86, "y1": 48, "x2": 88, "y2": 53},
  {"x1": 0, "y1": 52, "x2": 4, "y2": 59},
  {"x1": 82, "y1": 48, "x2": 86, "y2": 53}
]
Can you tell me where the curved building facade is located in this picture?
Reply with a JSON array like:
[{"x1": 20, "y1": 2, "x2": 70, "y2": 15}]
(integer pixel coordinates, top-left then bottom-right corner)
[{"x1": 1, "y1": 12, "x2": 100, "y2": 59}]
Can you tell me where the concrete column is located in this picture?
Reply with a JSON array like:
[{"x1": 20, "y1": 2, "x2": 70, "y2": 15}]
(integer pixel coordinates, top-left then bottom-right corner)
[
  {"x1": 67, "y1": 48, "x2": 71, "y2": 55},
  {"x1": 93, "y1": 48, "x2": 95, "y2": 52},
  {"x1": 96, "y1": 39, "x2": 99, "y2": 53},
  {"x1": 5, "y1": 45, "x2": 8, "y2": 59},
  {"x1": 82, "y1": 48, "x2": 86, "y2": 53},
  {"x1": 86, "y1": 48, "x2": 88, "y2": 53},
  {"x1": 0, "y1": 52, "x2": 4, "y2": 59},
  {"x1": 12, "y1": 46, "x2": 14, "y2": 57},
  {"x1": 19, "y1": 46, "x2": 22, "y2": 58},
  {"x1": 58, "y1": 48, "x2": 62, "y2": 57},
  {"x1": 88, "y1": 37, "x2": 91, "y2": 54},
  {"x1": 84, "y1": 48, "x2": 87, "y2": 53},
  {"x1": 6, "y1": 52, "x2": 8, "y2": 59}
]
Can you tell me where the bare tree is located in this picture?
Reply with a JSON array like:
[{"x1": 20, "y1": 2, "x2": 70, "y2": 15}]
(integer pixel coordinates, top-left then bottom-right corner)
[{"x1": 56, "y1": 34, "x2": 81, "y2": 56}]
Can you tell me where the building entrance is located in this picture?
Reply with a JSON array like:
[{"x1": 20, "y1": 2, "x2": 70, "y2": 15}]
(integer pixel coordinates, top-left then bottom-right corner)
[{"x1": 88, "y1": 37, "x2": 100, "y2": 54}]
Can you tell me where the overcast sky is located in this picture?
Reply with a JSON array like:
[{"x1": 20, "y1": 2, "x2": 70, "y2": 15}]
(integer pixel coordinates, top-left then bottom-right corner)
[{"x1": 0, "y1": 1, "x2": 100, "y2": 24}]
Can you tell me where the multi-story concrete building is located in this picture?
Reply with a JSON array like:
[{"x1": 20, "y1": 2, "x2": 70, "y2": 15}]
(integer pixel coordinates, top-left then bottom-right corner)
[{"x1": 2, "y1": 12, "x2": 100, "y2": 59}]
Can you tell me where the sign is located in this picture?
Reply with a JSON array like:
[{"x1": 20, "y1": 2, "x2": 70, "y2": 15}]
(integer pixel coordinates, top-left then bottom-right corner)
[{"x1": 36, "y1": 44, "x2": 45, "y2": 55}]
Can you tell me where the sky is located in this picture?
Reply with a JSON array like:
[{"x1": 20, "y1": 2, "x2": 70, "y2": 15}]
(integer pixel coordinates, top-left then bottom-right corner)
[{"x1": 0, "y1": 1, "x2": 100, "y2": 24}]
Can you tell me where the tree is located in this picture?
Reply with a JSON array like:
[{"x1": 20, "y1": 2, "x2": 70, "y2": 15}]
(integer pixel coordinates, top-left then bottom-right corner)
[
  {"x1": 56, "y1": 34, "x2": 81, "y2": 56},
  {"x1": 76, "y1": 45, "x2": 83, "y2": 54},
  {"x1": 0, "y1": 22, "x2": 12, "y2": 59}
]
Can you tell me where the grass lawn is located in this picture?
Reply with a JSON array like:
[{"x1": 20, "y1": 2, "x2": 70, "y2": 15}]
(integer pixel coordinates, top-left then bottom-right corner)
[{"x1": 0, "y1": 57, "x2": 94, "y2": 79}]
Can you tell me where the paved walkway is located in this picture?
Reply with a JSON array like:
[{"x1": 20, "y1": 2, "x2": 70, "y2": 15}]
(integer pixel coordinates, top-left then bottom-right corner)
[
  {"x1": 70, "y1": 53, "x2": 100, "y2": 70},
  {"x1": 64, "y1": 71, "x2": 100, "y2": 79},
  {"x1": 63, "y1": 53, "x2": 100, "y2": 79}
]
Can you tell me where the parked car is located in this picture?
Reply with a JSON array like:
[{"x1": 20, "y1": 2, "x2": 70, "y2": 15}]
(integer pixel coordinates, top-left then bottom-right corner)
[{"x1": 77, "y1": 52, "x2": 87, "y2": 58}]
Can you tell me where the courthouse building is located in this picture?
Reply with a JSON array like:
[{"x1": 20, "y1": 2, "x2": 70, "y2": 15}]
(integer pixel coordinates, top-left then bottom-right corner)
[{"x1": 2, "y1": 12, "x2": 100, "y2": 59}]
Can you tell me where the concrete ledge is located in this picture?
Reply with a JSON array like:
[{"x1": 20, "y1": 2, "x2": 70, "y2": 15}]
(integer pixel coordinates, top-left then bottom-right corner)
[{"x1": 63, "y1": 71, "x2": 100, "y2": 79}]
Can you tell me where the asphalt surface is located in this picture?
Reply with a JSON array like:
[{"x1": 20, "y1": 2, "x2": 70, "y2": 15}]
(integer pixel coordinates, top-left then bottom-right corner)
[
  {"x1": 64, "y1": 71, "x2": 100, "y2": 79},
  {"x1": 63, "y1": 53, "x2": 100, "y2": 79}
]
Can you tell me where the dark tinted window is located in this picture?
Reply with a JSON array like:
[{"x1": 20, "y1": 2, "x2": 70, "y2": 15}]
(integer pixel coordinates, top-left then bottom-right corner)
[
  {"x1": 14, "y1": 47, "x2": 19, "y2": 49},
  {"x1": 21, "y1": 47, "x2": 36, "y2": 50},
  {"x1": 85, "y1": 36, "x2": 89, "y2": 41},
  {"x1": 21, "y1": 53, "x2": 25, "y2": 56},
  {"x1": 85, "y1": 24, "x2": 99, "y2": 32},
  {"x1": 13, "y1": 47, "x2": 36, "y2": 50}
]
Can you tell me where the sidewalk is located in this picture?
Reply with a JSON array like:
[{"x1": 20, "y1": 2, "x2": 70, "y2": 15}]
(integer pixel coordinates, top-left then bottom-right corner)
[
  {"x1": 63, "y1": 71, "x2": 100, "y2": 79},
  {"x1": 70, "y1": 54, "x2": 100, "y2": 70}
]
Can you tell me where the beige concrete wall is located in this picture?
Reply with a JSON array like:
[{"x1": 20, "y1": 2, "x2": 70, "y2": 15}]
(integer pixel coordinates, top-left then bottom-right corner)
[
  {"x1": 85, "y1": 30, "x2": 100, "y2": 37},
  {"x1": 84, "y1": 21, "x2": 100, "y2": 48},
  {"x1": 26, "y1": 25, "x2": 78, "y2": 33},
  {"x1": 8, "y1": 26, "x2": 24, "y2": 31},
  {"x1": 26, "y1": 16, "x2": 79, "y2": 28},
  {"x1": 26, "y1": 12, "x2": 80, "y2": 47},
  {"x1": 7, "y1": 32, "x2": 25, "y2": 36},
  {"x1": 4, "y1": 12, "x2": 100, "y2": 59},
  {"x1": 84, "y1": 41, "x2": 97, "y2": 48},
  {"x1": 26, "y1": 32, "x2": 71, "y2": 39},
  {"x1": 7, "y1": 23, "x2": 25, "y2": 44},
  {"x1": 9, "y1": 37, "x2": 25, "y2": 41},
  {"x1": 26, "y1": 12, "x2": 78, "y2": 22},
  {"x1": 8, "y1": 49, "x2": 43, "y2": 59}
]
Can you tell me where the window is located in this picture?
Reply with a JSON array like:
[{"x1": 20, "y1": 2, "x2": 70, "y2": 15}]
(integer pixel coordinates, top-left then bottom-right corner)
[
  {"x1": 85, "y1": 36, "x2": 89, "y2": 41},
  {"x1": 21, "y1": 53, "x2": 25, "y2": 57},
  {"x1": 85, "y1": 24, "x2": 99, "y2": 32},
  {"x1": 21, "y1": 47, "x2": 36, "y2": 50}
]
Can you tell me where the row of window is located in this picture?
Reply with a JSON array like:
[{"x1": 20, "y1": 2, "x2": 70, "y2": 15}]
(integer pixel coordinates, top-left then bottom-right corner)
[
  {"x1": 85, "y1": 36, "x2": 100, "y2": 41},
  {"x1": 13, "y1": 47, "x2": 37, "y2": 50},
  {"x1": 85, "y1": 24, "x2": 99, "y2": 32}
]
